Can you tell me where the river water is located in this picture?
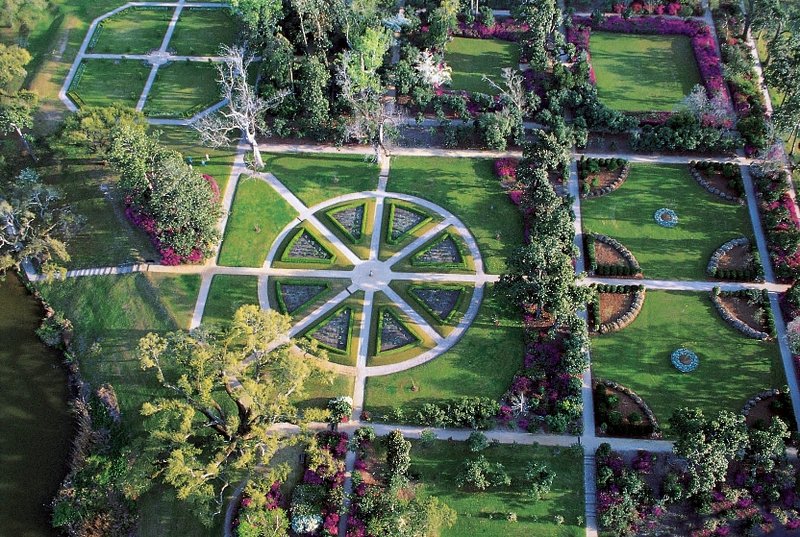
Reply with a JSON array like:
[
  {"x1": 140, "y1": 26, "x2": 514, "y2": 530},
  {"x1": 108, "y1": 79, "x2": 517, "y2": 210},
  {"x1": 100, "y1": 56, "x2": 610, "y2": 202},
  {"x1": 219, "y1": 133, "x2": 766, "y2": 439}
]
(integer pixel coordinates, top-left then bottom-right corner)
[{"x1": 0, "y1": 274, "x2": 71, "y2": 537}]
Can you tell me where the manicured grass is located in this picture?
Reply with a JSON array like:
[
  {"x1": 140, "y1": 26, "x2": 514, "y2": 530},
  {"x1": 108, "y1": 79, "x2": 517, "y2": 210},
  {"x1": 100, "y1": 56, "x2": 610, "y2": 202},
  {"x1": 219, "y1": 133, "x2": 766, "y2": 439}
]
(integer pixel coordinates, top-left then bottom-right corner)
[
  {"x1": 591, "y1": 290, "x2": 784, "y2": 433},
  {"x1": 202, "y1": 274, "x2": 260, "y2": 328},
  {"x1": 138, "y1": 487, "x2": 224, "y2": 537},
  {"x1": 389, "y1": 281, "x2": 474, "y2": 337},
  {"x1": 70, "y1": 59, "x2": 150, "y2": 108},
  {"x1": 445, "y1": 37, "x2": 521, "y2": 94},
  {"x1": 387, "y1": 157, "x2": 523, "y2": 275},
  {"x1": 411, "y1": 441, "x2": 584, "y2": 537},
  {"x1": 367, "y1": 292, "x2": 436, "y2": 367},
  {"x1": 39, "y1": 162, "x2": 157, "y2": 269},
  {"x1": 143, "y1": 61, "x2": 221, "y2": 119},
  {"x1": 264, "y1": 153, "x2": 380, "y2": 206},
  {"x1": 364, "y1": 286, "x2": 523, "y2": 414},
  {"x1": 168, "y1": 7, "x2": 239, "y2": 56},
  {"x1": 154, "y1": 125, "x2": 236, "y2": 193},
  {"x1": 581, "y1": 163, "x2": 754, "y2": 280},
  {"x1": 590, "y1": 32, "x2": 702, "y2": 112},
  {"x1": 219, "y1": 176, "x2": 298, "y2": 267},
  {"x1": 145, "y1": 273, "x2": 201, "y2": 330},
  {"x1": 292, "y1": 371, "x2": 355, "y2": 410},
  {"x1": 90, "y1": 7, "x2": 173, "y2": 55}
]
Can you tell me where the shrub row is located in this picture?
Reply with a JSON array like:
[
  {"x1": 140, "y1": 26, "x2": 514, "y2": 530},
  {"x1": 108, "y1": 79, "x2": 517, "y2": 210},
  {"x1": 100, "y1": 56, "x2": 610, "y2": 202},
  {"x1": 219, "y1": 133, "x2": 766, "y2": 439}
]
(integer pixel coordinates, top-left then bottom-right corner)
[{"x1": 372, "y1": 397, "x2": 501, "y2": 430}]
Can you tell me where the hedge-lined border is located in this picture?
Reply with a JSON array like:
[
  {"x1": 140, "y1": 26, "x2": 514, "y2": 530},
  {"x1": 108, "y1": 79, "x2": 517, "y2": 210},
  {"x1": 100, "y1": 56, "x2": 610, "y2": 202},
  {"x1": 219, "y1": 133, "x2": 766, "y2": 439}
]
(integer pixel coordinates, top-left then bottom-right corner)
[
  {"x1": 385, "y1": 201, "x2": 433, "y2": 246},
  {"x1": 279, "y1": 227, "x2": 337, "y2": 265},
  {"x1": 585, "y1": 233, "x2": 642, "y2": 276},
  {"x1": 87, "y1": 6, "x2": 174, "y2": 52},
  {"x1": 707, "y1": 237, "x2": 764, "y2": 282},
  {"x1": 325, "y1": 201, "x2": 368, "y2": 244},
  {"x1": 741, "y1": 388, "x2": 785, "y2": 417},
  {"x1": 307, "y1": 305, "x2": 355, "y2": 356},
  {"x1": 274, "y1": 279, "x2": 331, "y2": 316},
  {"x1": 411, "y1": 232, "x2": 468, "y2": 269},
  {"x1": 407, "y1": 284, "x2": 468, "y2": 324},
  {"x1": 588, "y1": 284, "x2": 646, "y2": 334},
  {"x1": 688, "y1": 161, "x2": 745, "y2": 205},
  {"x1": 373, "y1": 307, "x2": 422, "y2": 356},
  {"x1": 596, "y1": 379, "x2": 662, "y2": 438},
  {"x1": 710, "y1": 287, "x2": 775, "y2": 340}
]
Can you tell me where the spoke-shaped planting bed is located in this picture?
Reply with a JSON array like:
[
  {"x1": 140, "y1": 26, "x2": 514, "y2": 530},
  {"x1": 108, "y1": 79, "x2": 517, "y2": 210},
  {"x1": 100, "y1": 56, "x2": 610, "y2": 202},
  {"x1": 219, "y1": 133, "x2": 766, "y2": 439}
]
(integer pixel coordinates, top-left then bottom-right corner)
[
  {"x1": 377, "y1": 309, "x2": 419, "y2": 353},
  {"x1": 310, "y1": 307, "x2": 354, "y2": 354},
  {"x1": 387, "y1": 204, "x2": 431, "y2": 244},
  {"x1": 329, "y1": 203, "x2": 365, "y2": 242},
  {"x1": 277, "y1": 281, "x2": 329, "y2": 314},
  {"x1": 409, "y1": 286, "x2": 464, "y2": 323}
]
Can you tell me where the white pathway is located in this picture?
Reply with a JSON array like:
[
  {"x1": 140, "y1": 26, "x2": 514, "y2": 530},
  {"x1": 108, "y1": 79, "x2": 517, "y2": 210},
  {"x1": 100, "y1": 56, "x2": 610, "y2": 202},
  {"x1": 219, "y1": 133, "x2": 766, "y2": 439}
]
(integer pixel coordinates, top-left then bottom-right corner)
[{"x1": 59, "y1": 0, "x2": 229, "y2": 125}]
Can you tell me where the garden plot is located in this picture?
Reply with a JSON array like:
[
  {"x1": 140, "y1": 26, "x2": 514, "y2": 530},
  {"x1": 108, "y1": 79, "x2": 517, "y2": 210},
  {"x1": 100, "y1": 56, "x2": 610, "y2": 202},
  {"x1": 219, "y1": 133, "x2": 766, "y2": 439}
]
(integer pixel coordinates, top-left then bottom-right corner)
[
  {"x1": 581, "y1": 163, "x2": 754, "y2": 280},
  {"x1": 88, "y1": 7, "x2": 173, "y2": 55},
  {"x1": 445, "y1": 37, "x2": 521, "y2": 94},
  {"x1": 590, "y1": 31, "x2": 702, "y2": 112},
  {"x1": 202, "y1": 275, "x2": 260, "y2": 328},
  {"x1": 142, "y1": 61, "x2": 221, "y2": 119},
  {"x1": 590, "y1": 290, "x2": 784, "y2": 434},
  {"x1": 168, "y1": 7, "x2": 239, "y2": 57},
  {"x1": 68, "y1": 60, "x2": 150, "y2": 109}
]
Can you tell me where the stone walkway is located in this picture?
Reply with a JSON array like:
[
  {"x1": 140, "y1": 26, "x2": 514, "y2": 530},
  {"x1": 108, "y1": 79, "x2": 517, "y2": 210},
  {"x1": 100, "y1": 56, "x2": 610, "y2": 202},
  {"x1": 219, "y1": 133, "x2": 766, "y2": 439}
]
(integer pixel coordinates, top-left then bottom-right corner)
[{"x1": 59, "y1": 0, "x2": 230, "y2": 125}]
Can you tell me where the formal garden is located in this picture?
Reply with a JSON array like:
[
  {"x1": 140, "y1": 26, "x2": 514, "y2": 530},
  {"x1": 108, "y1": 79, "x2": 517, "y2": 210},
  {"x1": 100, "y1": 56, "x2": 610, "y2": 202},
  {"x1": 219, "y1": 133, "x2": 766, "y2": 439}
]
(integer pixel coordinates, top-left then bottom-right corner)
[{"x1": 5, "y1": 0, "x2": 800, "y2": 536}]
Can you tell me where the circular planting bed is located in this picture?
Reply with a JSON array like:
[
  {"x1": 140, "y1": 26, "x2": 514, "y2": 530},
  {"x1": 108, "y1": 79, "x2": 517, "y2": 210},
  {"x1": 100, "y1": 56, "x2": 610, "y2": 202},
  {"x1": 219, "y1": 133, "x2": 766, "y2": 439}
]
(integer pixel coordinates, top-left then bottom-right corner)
[
  {"x1": 671, "y1": 348, "x2": 699, "y2": 373},
  {"x1": 262, "y1": 194, "x2": 482, "y2": 372},
  {"x1": 654, "y1": 208, "x2": 678, "y2": 228}
]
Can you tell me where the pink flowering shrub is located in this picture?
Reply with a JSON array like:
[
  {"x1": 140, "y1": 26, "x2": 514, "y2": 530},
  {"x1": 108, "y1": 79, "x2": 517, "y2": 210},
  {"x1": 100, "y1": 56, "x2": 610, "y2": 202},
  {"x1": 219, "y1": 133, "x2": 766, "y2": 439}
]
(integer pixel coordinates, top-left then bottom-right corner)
[{"x1": 453, "y1": 17, "x2": 529, "y2": 42}]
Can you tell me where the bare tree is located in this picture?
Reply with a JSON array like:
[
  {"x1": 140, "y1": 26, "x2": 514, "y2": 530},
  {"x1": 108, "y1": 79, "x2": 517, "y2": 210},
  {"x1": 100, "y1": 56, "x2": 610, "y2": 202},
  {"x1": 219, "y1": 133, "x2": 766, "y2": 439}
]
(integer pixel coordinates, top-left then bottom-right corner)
[
  {"x1": 336, "y1": 51, "x2": 404, "y2": 164},
  {"x1": 194, "y1": 45, "x2": 286, "y2": 169}
]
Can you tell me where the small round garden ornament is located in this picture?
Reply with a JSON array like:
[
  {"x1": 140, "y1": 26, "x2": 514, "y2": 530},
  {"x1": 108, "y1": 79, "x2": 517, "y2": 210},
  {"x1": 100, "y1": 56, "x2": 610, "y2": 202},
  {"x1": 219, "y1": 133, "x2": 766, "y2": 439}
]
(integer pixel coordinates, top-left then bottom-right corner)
[
  {"x1": 671, "y1": 348, "x2": 698, "y2": 373},
  {"x1": 654, "y1": 208, "x2": 678, "y2": 228}
]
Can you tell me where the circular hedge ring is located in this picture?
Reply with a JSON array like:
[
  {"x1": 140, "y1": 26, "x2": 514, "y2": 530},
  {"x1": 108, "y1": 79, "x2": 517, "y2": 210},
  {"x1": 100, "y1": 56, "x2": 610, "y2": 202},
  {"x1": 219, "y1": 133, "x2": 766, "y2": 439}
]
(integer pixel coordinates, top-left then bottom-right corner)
[
  {"x1": 671, "y1": 348, "x2": 699, "y2": 373},
  {"x1": 654, "y1": 208, "x2": 678, "y2": 228}
]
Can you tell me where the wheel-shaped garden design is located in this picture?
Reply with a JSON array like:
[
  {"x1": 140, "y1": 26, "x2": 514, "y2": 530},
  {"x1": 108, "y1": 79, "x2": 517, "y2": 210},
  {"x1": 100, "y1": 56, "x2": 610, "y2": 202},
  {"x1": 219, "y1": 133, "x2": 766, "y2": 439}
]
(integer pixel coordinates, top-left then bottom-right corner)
[{"x1": 257, "y1": 192, "x2": 485, "y2": 377}]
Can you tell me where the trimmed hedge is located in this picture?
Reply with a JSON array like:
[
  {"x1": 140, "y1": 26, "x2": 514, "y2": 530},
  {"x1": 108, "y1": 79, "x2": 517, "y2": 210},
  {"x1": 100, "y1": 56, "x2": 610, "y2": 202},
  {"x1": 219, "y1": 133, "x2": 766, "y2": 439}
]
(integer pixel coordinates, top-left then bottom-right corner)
[
  {"x1": 384, "y1": 202, "x2": 433, "y2": 246},
  {"x1": 274, "y1": 278, "x2": 331, "y2": 315},
  {"x1": 325, "y1": 201, "x2": 368, "y2": 244},
  {"x1": 407, "y1": 284, "x2": 468, "y2": 324},
  {"x1": 373, "y1": 307, "x2": 421, "y2": 356},
  {"x1": 279, "y1": 227, "x2": 337, "y2": 265},
  {"x1": 307, "y1": 305, "x2": 355, "y2": 356},
  {"x1": 410, "y1": 232, "x2": 469, "y2": 269},
  {"x1": 710, "y1": 286, "x2": 776, "y2": 339}
]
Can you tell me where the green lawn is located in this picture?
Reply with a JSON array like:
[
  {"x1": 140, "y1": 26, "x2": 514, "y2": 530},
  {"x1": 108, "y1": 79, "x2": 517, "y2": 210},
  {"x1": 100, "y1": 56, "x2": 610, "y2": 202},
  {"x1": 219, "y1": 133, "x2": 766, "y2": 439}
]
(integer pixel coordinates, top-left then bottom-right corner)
[
  {"x1": 364, "y1": 286, "x2": 522, "y2": 415},
  {"x1": 319, "y1": 199, "x2": 376, "y2": 260},
  {"x1": 581, "y1": 163, "x2": 753, "y2": 280},
  {"x1": 590, "y1": 32, "x2": 702, "y2": 112},
  {"x1": 154, "y1": 126, "x2": 236, "y2": 193},
  {"x1": 90, "y1": 7, "x2": 173, "y2": 55},
  {"x1": 591, "y1": 290, "x2": 784, "y2": 434},
  {"x1": 411, "y1": 441, "x2": 584, "y2": 537},
  {"x1": 143, "y1": 61, "x2": 221, "y2": 119},
  {"x1": 293, "y1": 372, "x2": 355, "y2": 410},
  {"x1": 168, "y1": 7, "x2": 239, "y2": 56},
  {"x1": 218, "y1": 176, "x2": 298, "y2": 267},
  {"x1": 145, "y1": 273, "x2": 201, "y2": 330},
  {"x1": 202, "y1": 275, "x2": 260, "y2": 328},
  {"x1": 387, "y1": 157, "x2": 523, "y2": 275},
  {"x1": 445, "y1": 37, "x2": 521, "y2": 94},
  {"x1": 264, "y1": 153, "x2": 380, "y2": 207},
  {"x1": 39, "y1": 161, "x2": 157, "y2": 269},
  {"x1": 70, "y1": 59, "x2": 150, "y2": 109}
]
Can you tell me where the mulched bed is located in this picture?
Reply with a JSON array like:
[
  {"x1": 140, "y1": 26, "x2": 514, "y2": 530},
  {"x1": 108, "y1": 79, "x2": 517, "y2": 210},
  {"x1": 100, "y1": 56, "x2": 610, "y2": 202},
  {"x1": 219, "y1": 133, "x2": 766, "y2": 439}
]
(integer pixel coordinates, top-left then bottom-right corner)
[
  {"x1": 331, "y1": 205, "x2": 364, "y2": 240},
  {"x1": 415, "y1": 236, "x2": 462, "y2": 264},
  {"x1": 719, "y1": 295, "x2": 767, "y2": 333},
  {"x1": 280, "y1": 283, "x2": 327, "y2": 313},
  {"x1": 595, "y1": 241, "x2": 630, "y2": 267},
  {"x1": 599, "y1": 292, "x2": 636, "y2": 326},
  {"x1": 716, "y1": 243, "x2": 752, "y2": 271},
  {"x1": 390, "y1": 206, "x2": 426, "y2": 241},
  {"x1": 311, "y1": 308, "x2": 351, "y2": 351},
  {"x1": 410, "y1": 287, "x2": 462, "y2": 321},
  {"x1": 379, "y1": 311, "x2": 417, "y2": 352},
  {"x1": 583, "y1": 168, "x2": 622, "y2": 192},
  {"x1": 289, "y1": 231, "x2": 332, "y2": 260},
  {"x1": 695, "y1": 168, "x2": 741, "y2": 199}
]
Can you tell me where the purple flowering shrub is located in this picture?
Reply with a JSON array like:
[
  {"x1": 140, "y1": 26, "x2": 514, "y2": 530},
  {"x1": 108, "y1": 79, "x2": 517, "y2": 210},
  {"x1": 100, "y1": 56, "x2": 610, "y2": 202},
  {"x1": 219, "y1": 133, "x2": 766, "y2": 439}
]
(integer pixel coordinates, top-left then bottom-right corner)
[
  {"x1": 453, "y1": 17, "x2": 530, "y2": 44},
  {"x1": 752, "y1": 164, "x2": 800, "y2": 282}
]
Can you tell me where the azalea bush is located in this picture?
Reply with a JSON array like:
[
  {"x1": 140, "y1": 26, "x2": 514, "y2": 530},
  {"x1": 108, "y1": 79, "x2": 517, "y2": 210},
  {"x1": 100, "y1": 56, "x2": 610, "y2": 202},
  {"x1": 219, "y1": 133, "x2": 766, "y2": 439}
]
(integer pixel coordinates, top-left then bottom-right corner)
[{"x1": 752, "y1": 163, "x2": 800, "y2": 282}]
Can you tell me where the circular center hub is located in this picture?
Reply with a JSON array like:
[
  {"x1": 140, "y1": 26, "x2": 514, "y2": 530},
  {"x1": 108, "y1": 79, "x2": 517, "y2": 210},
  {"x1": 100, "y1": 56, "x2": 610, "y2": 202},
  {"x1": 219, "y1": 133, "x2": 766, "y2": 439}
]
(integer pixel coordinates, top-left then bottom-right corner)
[{"x1": 350, "y1": 259, "x2": 391, "y2": 290}]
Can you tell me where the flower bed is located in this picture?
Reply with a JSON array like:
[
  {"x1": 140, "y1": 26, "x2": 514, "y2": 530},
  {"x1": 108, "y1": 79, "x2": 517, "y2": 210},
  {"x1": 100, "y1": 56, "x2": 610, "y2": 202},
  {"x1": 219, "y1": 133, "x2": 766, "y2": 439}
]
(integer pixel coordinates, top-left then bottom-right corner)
[
  {"x1": 585, "y1": 233, "x2": 642, "y2": 276},
  {"x1": 689, "y1": 161, "x2": 744, "y2": 204},
  {"x1": 289, "y1": 431, "x2": 348, "y2": 536},
  {"x1": 453, "y1": 18, "x2": 529, "y2": 44},
  {"x1": 751, "y1": 164, "x2": 800, "y2": 283},
  {"x1": 671, "y1": 347, "x2": 699, "y2": 372},
  {"x1": 569, "y1": 15, "x2": 730, "y2": 109},
  {"x1": 594, "y1": 380, "x2": 661, "y2": 438},
  {"x1": 654, "y1": 208, "x2": 679, "y2": 228},
  {"x1": 588, "y1": 284, "x2": 646, "y2": 333}
]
